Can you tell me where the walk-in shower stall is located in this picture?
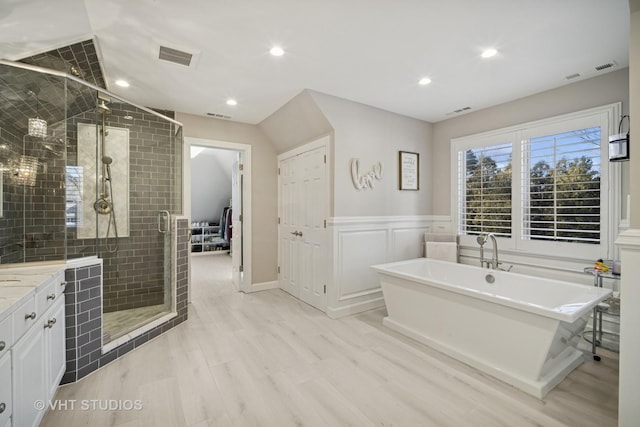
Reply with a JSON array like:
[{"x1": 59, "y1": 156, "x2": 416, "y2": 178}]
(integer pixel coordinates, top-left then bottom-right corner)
[{"x1": 0, "y1": 60, "x2": 183, "y2": 344}]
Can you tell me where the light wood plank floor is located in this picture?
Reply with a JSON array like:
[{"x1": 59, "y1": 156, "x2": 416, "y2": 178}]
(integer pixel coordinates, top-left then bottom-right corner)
[{"x1": 42, "y1": 255, "x2": 618, "y2": 426}]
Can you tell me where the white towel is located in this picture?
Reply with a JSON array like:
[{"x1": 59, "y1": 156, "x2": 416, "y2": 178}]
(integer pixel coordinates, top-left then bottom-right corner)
[{"x1": 426, "y1": 241, "x2": 458, "y2": 263}]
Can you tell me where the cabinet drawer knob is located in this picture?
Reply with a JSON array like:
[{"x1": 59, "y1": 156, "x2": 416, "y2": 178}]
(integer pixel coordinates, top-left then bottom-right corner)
[
  {"x1": 44, "y1": 318, "x2": 57, "y2": 329},
  {"x1": 0, "y1": 402, "x2": 5, "y2": 414},
  {"x1": 60, "y1": 281, "x2": 67, "y2": 288},
  {"x1": 47, "y1": 293, "x2": 56, "y2": 300},
  {"x1": 25, "y1": 312, "x2": 37, "y2": 320},
  {"x1": 0, "y1": 341, "x2": 5, "y2": 351}
]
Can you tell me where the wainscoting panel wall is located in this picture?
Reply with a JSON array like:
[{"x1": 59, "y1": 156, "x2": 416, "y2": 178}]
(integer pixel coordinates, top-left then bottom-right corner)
[{"x1": 327, "y1": 216, "x2": 438, "y2": 318}]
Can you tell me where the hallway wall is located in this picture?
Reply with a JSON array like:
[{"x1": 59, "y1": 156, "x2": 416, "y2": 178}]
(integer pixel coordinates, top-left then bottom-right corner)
[{"x1": 176, "y1": 112, "x2": 278, "y2": 285}]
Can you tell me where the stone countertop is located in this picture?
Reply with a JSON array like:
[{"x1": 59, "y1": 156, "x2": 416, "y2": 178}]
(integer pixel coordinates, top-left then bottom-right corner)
[{"x1": 0, "y1": 263, "x2": 67, "y2": 323}]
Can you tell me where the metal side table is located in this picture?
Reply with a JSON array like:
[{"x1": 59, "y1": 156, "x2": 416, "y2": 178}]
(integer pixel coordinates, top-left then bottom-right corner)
[{"x1": 583, "y1": 267, "x2": 620, "y2": 361}]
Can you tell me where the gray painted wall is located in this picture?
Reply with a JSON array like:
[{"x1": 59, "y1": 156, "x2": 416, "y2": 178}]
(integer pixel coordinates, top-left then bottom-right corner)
[
  {"x1": 258, "y1": 90, "x2": 333, "y2": 154},
  {"x1": 176, "y1": 112, "x2": 278, "y2": 285},
  {"x1": 190, "y1": 148, "x2": 236, "y2": 224},
  {"x1": 431, "y1": 67, "x2": 630, "y2": 216},
  {"x1": 309, "y1": 91, "x2": 433, "y2": 217}
]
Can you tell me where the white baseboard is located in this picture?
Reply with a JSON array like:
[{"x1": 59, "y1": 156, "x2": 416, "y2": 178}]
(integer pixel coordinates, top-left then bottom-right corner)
[
  {"x1": 246, "y1": 280, "x2": 279, "y2": 292},
  {"x1": 327, "y1": 296, "x2": 386, "y2": 319}
]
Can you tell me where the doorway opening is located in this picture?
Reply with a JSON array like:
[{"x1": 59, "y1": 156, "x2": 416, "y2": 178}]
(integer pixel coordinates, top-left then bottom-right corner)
[{"x1": 185, "y1": 137, "x2": 252, "y2": 299}]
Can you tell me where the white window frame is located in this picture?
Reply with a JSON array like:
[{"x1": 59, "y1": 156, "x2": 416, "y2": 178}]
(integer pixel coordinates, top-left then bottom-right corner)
[{"x1": 451, "y1": 103, "x2": 621, "y2": 262}]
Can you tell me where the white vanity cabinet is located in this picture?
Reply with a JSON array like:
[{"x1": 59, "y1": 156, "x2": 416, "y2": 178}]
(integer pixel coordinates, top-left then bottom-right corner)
[
  {"x1": 0, "y1": 351, "x2": 11, "y2": 427},
  {"x1": 11, "y1": 317, "x2": 46, "y2": 427},
  {"x1": 45, "y1": 297, "x2": 66, "y2": 398},
  {"x1": 0, "y1": 266, "x2": 66, "y2": 427}
]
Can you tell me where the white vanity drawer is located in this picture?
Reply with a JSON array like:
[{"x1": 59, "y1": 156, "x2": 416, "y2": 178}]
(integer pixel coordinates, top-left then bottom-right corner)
[
  {"x1": 12, "y1": 296, "x2": 37, "y2": 343},
  {"x1": 36, "y1": 280, "x2": 59, "y2": 315},
  {"x1": 0, "y1": 316, "x2": 11, "y2": 359},
  {"x1": 0, "y1": 352, "x2": 12, "y2": 426}
]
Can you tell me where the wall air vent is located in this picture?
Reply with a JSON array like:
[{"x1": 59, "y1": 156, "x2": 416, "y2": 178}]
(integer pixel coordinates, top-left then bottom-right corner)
[
  {"x1": 565, "y1": 73, "x2": 581, "y2": 80},
  {"x1": 158, "y1": 46, "x2": 193, "y2": 66},
  {"x1": 594, "y1": 61, "x2": 617, "y2": 72},
  {"x1": 206, "y1": 112, "x2": 232, "y2": 120}
]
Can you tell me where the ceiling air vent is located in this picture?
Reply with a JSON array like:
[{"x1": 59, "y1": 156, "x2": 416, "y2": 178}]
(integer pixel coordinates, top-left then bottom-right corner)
[
  {"x1": 594, "y1": 61, "x2": 617, "y2": 72},
  {"x1": 158, "y1": 46, "x2": 193, "y2": 66},
  {"x1": 565, "y1": 73, "x2": 581, "y2": 80},
  {"x1": 206, "y1": 112, "x2": 232, "y2": 120},
  {"x1": 453, "y1": 106, "x2": 472, "y2": 113}
]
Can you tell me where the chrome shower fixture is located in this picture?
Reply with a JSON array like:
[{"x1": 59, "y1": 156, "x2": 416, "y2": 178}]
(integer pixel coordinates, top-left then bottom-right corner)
[
  {"x1": 476, "y1": 233, "x2": 489, "y2": 246},
  {"x1": 96, "y1": 100, "x2": 111, "y2": 114}
]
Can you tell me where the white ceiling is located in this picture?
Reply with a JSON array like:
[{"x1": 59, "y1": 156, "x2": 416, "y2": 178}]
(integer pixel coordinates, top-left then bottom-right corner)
[{"x1": 0, "y1": 0, "x2": 630, "y2": 124}]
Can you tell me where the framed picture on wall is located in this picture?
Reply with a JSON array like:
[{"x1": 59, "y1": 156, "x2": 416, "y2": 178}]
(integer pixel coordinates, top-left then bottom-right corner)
[{"x1": 399, "y1": 151, "x2": 419, "y2": 190}]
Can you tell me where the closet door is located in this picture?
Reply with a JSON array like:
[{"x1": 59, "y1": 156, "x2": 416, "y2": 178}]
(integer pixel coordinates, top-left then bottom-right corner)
[
  {"x1": 278, "y1": 137, "x2": 328, "y2": 311},
  {"x1": 298, "y1": 145, "x2": 327, "y2": 309},
  {"x1": 279, "y1": 155, "x2": 301, "y2": 298}
]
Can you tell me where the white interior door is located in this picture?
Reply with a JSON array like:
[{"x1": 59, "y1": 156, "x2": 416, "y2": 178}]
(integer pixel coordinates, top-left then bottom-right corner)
[
  {"x1": 298, "y1": 146, "x2": 327, "y2": 309},
  {"x1": 279, "y1": 155, "x2": 300, "y2": 298},
  {"x1": 278, "y1": 138, "x2": 328, "y2": 311},
  {"x1": 231, "y1": 155, "x2": 243, "y2": 287}
]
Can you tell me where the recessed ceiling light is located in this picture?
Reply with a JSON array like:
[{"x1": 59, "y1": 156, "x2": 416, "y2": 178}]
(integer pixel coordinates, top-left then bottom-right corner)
[
  {"x1": 418, "y1": 77, "x2": 432, "y2": 86},
  {"x1": 226, "y1": 99, "x2": 238, "y2": 106},
  {"x1": 270, "y1": 46, "x2": 285, "y2": 57},
  {"x1": 115, "y1": 79, "x2": 130, "y2": 88},
  {"x1": 481, "y1": 48, "x2": 498, "y2": 59}
]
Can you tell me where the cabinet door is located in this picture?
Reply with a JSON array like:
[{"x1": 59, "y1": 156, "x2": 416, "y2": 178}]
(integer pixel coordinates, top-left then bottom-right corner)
[
  {"x1": 46, "y1": 299, "x2": 66, "y2": 398},
  {"x1": 12, "y1": 322, "x2": 46, "y2": 427},
  {"x1": 0, "y1": 352, "x2": 11, "y2": 427}
]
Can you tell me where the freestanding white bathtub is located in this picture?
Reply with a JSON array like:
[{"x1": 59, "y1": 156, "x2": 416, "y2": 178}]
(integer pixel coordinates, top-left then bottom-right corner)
[{"x1": 371, "y1": 258, "x2": 612, "y2": 398}]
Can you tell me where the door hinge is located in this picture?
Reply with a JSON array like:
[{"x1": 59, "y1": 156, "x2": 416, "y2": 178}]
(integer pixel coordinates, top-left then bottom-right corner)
[
  {"x1": 277, "y1": 266, "x2": 280, "y2": 274},
  {"x1": 278, "y1": 167, "x2": 280, "y2": 175},
  {"x1": 239, "y1": 163, "x2": 244, "y2": 171},
  {"x1": 278, "y1": 217, "x2": 281, "y2": 224},
  {"x1": 323, "y1": 155, "x2": 326, "y2": 164},
  {"x1": 323, "y1": 284, "x2": 327, "y2": 294},
  {"x1": 323, "y1": 219, "x2": 326, "y2": 228},
  {"x1": 239, "y1": 265, "x2": 244, "y2": 272},
  {"x1": 239, "y1": 214, "x2": 243, "y2": 222}
]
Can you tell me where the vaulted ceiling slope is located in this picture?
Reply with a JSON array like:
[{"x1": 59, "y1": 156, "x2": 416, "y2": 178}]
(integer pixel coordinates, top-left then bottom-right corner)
[{"x1": 0, "y1": 0, "x2": 630, "y2": 125}]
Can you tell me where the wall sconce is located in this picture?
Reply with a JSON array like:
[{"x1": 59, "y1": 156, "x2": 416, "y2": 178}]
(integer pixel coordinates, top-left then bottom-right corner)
[
  {"x1": 10, "y1": 155, "x2": 39, "y2": 187},
  {"x1": 609, "y1": 115, "x2": 630, "y2": 162}
]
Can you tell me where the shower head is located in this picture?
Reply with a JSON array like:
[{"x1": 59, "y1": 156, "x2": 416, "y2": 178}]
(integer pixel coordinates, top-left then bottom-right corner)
[
  {"x1": 96, "y1": 101, "x2": 111, "y2": 114},
  {"x1": 101, "y1": 155, "x2": 113, "y2": 165},
  {"x1": 476, "y1": 234, "x2": 489, "y2": 246}
]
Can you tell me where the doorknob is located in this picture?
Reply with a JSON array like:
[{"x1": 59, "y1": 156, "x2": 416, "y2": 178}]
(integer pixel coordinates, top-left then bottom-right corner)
[{"x1": 290, "y1": 231, "x2": 303, "y2": 237}]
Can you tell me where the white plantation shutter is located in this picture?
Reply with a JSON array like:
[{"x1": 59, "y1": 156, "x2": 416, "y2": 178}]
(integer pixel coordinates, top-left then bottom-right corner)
[
  {"x1": 522, "y1": 127, "x2": 601, "y2": 244},
  {"x1": 458, "y1": 142, "x2": 512, "y2": 238},
  {"x1": 453, "y1": 103, "x2": 616, "y2": 260}
]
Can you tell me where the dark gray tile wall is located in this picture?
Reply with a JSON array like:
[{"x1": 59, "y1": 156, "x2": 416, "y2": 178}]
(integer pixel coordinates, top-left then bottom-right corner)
[
  {"x1": 0, "y1": 125, "x2": 25, "y2": 264},
  {"x1": 65, "y1": 102, "x2": 178, "y2": 312},
  {"x1": 61, "y1": 218, "x2": 189, "y2": 384},
  {"x1": 20, "y1": 39, "x2": 106, "y2": 90},
  {"x1": 62, "y1": 264, "x2": 103, "y2": 384}
]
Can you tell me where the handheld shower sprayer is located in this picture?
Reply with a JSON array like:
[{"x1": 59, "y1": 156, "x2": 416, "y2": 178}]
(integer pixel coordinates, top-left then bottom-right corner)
[{"x1": 476, "y1": 234, "x2": 489, "y2": 246}]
